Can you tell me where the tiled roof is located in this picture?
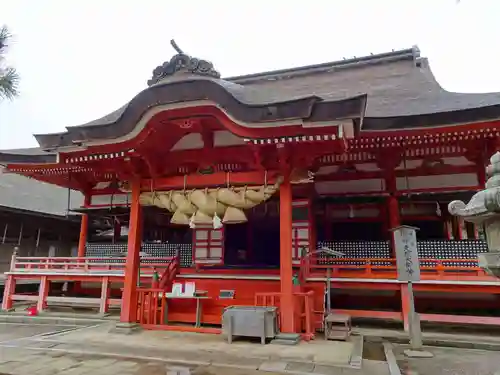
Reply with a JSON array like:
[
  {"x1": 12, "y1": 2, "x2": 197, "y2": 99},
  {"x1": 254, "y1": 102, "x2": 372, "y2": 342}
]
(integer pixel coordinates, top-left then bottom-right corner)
[{"x1": 0, "y1": 164, "x2": 83, "y2": 217}]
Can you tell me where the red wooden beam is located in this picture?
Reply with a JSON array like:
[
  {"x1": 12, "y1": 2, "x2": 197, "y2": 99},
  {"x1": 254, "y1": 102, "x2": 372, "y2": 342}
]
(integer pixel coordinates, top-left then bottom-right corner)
[
  {"x1": 60, "y1": 106, "x2": 343, "y2": 156},
  {"x1": 141, "y1": 170, "x2": 280, "y2": 190},
  {"x1": 316, "y1": 164, "x2": 478, "y2": 182}
]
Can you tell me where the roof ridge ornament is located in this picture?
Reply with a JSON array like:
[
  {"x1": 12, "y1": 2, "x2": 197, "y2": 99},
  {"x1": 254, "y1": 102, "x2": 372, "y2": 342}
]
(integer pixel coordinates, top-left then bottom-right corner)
[{"x1": 147, "y1": 39, "x2": 221, "y2": 86}]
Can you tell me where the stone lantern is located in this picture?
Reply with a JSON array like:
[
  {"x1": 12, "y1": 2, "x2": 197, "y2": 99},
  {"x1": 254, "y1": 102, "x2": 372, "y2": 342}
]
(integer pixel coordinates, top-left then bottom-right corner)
[{"x1": 448, "y1": 152, "x2": 500, "y2": 277}]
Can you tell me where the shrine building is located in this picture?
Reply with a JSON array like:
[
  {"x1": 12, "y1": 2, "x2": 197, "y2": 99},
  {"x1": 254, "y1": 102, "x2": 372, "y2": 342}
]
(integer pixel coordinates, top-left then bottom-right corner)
[{"x1": 2, "y1": 44, "x2": 500, "y2": 335}]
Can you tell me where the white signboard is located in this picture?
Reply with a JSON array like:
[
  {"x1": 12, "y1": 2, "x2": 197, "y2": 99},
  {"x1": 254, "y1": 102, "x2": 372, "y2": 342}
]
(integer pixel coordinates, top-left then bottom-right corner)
[{"x1": 393, "y1": 226, "x2": 420, "y2": 282}]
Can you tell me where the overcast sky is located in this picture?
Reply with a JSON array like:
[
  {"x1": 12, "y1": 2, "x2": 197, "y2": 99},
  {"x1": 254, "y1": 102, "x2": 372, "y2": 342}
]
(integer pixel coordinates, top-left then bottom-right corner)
[{"x1": 0, "y1": 0, "x2": 499, "y2": 150}]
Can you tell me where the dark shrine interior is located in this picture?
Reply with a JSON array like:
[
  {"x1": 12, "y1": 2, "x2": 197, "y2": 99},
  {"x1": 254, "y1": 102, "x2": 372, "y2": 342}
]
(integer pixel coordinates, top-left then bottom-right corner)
[{"x1": 80, "y1": 192, "x2": 456, "y2": 269}]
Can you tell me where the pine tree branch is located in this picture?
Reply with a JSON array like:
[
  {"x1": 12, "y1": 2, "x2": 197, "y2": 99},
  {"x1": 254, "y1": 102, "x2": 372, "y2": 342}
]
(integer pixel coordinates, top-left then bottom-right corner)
[{"x1": 0, "y1": 67, "x2": 19, "y2": 100}]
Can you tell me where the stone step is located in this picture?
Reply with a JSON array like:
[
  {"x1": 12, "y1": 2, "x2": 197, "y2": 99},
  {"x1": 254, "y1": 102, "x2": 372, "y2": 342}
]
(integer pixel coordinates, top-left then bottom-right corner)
[{"x1": 271, "y1": 333, "x2": 301, "y2": 345}]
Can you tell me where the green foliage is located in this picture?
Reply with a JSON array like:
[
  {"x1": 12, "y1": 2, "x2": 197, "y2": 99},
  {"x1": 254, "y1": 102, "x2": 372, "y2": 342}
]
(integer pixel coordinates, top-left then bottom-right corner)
[{"x1": 0, "y1": 25, "x2": 20, "y2": 100}]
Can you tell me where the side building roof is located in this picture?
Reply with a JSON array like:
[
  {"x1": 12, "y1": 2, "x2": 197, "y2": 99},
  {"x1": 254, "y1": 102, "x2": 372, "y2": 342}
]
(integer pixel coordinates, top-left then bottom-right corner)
[{"x1": 0, "y1": 149, "x2": 83, "y2": 217}]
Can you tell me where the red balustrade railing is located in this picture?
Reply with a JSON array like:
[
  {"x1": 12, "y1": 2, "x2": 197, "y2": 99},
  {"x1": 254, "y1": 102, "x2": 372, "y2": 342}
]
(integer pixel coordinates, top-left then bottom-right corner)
[
  {"x1": 8, "y1": 252, "x2": 489, "y2": 281},
  {"x1": 159, "y1": 254, "x2": 180, "y2": 290},
  {"x1": 301, "y1": 256, "x2": 487, "y2": 279},
  {"x1": 10, "y1": 254, "x2": 178, "y2": 274},
  {"x1": 136, "y1": 288, "x2": 166, "y2": 325},
  {"x1": 255, "y1": 291, "x2": 316, "y2": 340}
]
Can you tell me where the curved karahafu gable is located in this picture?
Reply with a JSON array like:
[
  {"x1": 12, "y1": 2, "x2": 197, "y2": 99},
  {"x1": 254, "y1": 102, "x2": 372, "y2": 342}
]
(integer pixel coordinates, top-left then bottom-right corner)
[{"x1": 33, "y1": 40, "x2": 367, "y2": 150}]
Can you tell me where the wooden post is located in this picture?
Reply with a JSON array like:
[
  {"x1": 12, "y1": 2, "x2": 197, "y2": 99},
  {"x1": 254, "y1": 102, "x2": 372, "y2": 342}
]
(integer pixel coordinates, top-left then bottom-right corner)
[
  {"x1": 74, "y1": 195, "x2": 90, "y2": 295},
  {"x1": 113, "y1": 218, "x2": 122, "y2": 244},
  {"x1": 35, "y1": 228, "x2": 41, "y2": 249},
  {"x1": 17, "y1": 223, "x2": 23, "y2": 246},
  {"x1": 120, "y1": 180, "x2": 143, "y2": 323},
  {"x1": 2, "y1": 224, "x2": 8, "y2": 244},
  {"x1": 400, "y1": 283, "x2": 410, "y2": 332},
  {"x1": 100, "y1": 276, "x2": 110, "y2": 314},
  {"x1": 37, "y1": 276, "x2": 49, "y2": 312},
  {"x1": 1, "y1": 275, "x2": 16, "y2": 311},
  {"x1": 457, "y1": 218, "x2": 468, "y2": 240},
  {"x1": 279, "y1": 174, "x2": 296, "y2": 333}
]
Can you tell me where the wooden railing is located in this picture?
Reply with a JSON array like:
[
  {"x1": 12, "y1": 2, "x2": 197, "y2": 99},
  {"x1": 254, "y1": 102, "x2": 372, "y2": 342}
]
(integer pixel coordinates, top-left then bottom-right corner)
[
  {"x1": 301, "y1": 257, "x2": 488, "y2": 280},
  {"x1": 255, "y1": 291, "x2": 316, "y2": 340},
  {"x1": 135, "y1": 288, "x2": 220, "y2": 334},
  {"x1": 7, "y1": 252, "x2": 491, "y2": 281},
  {"x1": 159, "y1": 254, "x2": 180, "y2": 290},
  {"x1": 137, "y1": 288, "x2": 166, "y2": 326},
  {"x1": 9, "y1": 254, "x2": 178, "y2": 274}
]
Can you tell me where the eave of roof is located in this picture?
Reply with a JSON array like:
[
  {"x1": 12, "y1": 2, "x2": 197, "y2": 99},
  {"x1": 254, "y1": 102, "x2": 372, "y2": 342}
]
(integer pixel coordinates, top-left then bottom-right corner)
[
  {"x1": 4, "y1": 46, "x2": 500, "y2": 161},
  {"x1": 31, "y1": 85, "x2": 367, "y2": 149}
]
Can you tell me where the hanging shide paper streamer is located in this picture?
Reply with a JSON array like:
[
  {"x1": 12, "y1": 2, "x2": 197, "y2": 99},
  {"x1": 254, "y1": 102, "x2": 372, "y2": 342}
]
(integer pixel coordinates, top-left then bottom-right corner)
[
  {"x1": 213, "y1": 212, "x2": 223, "y2": 229},
  {"x1": 189, "y1": 214, "x2": 196, "y2": 229}
]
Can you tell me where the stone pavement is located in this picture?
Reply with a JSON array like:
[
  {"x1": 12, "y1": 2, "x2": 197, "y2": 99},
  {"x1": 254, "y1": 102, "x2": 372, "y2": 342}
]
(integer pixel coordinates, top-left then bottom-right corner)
[
  {"x1": 0, "y1": 344, "x2": 390, "y2": 375},
  {"x1": 0, "y1": 322, "x2": 76, "y2": 342},
  {"x1": 358, "y1": 326, "x2": 500, "y2": 351},
  {"x1": 392, "y1": 344, "x2": 500, "y2": 375},
  {"x1": 0, "y1": 322, "x2": 391, "y2": 374},
  {"x1": 46, "y1": 324, "x2": 356, "y2": 365}
]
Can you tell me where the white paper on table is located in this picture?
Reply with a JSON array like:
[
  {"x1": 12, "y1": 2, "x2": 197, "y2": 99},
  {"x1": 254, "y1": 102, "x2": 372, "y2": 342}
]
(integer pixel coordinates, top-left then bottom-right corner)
[
  {"x1": 171, "y1": 283, "x2": 183, "y2": 296},
  {"x1": 183, "y1": 282, "x2": 195, "y2": 297}
]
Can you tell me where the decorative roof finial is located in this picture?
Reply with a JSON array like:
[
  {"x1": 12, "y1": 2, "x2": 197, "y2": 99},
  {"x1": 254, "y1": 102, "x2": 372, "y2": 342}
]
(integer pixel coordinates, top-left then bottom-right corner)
[
  {"x1": 147, "y1": 39, "x2": 221, "y2": 86},
  {"x1": 170, "y1": 39, "x2": 184, "y2": 54}
]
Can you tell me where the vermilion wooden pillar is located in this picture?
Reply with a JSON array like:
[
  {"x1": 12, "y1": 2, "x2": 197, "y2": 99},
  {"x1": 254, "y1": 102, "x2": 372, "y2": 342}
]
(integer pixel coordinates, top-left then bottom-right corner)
[
  {"x1": 120, "y1": 180, "x2": 143, "y2": 323},
  {"x1": 280, "y1": 175, "x2": 296, "y2": 333},
  {"x1": 77, "y1": 195, "x2": 91, "y2": 258},
  {"x1": 74, "y1": 195, "x2": 90, "y2": 295}
]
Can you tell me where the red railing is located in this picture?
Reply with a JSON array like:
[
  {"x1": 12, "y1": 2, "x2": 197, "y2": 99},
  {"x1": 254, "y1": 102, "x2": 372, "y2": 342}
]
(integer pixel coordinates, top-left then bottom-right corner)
[
  {"x1": 10, "y1": 254, "x2": 178, "y2": 274},
  {"x1": 255, "y1": 291, "x2": 315, "y2": 340},
  {"x1": 135, "y1": 288, "x2": 220, "y2": 334},
  {"x1": 137, "y1": 288, "x2": 166, "y2": 325},
  {"x1": 8, "y1": 252, "x2": 490, "y2": 282},
  {"x1": 301, "y1": 256, "x2": 488, "y2": 280},
  {"x1": 159, "y1": 254, "x2": 180, "y2": 291}
]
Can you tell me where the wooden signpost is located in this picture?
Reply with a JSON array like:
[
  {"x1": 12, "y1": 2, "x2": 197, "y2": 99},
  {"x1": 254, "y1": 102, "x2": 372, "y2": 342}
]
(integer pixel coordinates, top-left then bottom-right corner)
[{"x1": 391, "y1": 225, "x2": 423, "y2": 350}]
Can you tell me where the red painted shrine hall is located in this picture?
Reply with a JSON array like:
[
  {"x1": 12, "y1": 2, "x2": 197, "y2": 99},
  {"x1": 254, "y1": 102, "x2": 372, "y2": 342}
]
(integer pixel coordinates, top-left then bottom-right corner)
[{"x1": 3, "y1": 44, "x2": 500, "y2": 334}]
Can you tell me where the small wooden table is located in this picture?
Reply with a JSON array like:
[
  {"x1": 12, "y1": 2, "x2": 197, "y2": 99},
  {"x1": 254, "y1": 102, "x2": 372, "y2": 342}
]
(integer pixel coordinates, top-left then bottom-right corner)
[
  {"x1": 163, "y1": 295, "x2": 211, "y2": 328},
  {"x1": 324, "y1": 313, "x2": 352, "y2": 341}
]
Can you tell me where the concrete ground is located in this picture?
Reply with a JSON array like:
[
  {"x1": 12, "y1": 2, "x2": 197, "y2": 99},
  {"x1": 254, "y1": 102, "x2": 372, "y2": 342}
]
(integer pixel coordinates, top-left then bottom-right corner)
[
  {"x1": 0, "y1": 322, "x2": 76, "y2": 342},
  {"x1": 359, "y1": 326, "x2": 500, "y2": 350},
  {"x1": 49, "y1": 324, "x2": 356, "y2": 366},
  {"x1": 393, "y1": 344, "x2": 500, "y2": 375},
  {"x1": 0, "y1": 322, "x2": 390, "y2": 374},
  {"x1": 6, "y1": 317, "x2": 500, "y2": 375}
]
